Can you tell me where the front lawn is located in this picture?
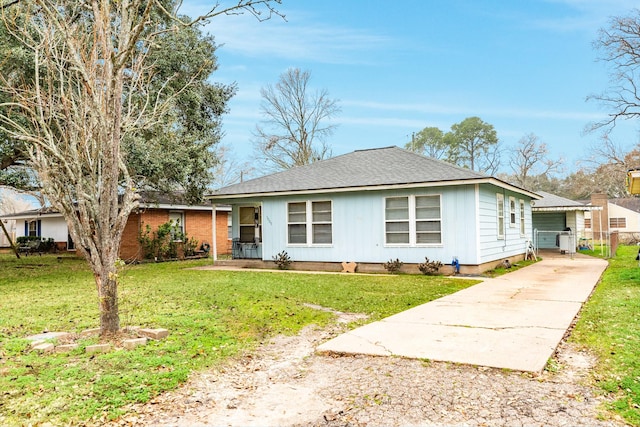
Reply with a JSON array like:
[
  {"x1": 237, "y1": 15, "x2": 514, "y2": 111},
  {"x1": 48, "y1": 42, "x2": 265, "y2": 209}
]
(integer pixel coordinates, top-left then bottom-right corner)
[
  {"x1": 571, "y1": 244, "x2": 640, "y2": 426},
  {"x1": 0, "y1": 254, "x2": 475, "y2": 425}
]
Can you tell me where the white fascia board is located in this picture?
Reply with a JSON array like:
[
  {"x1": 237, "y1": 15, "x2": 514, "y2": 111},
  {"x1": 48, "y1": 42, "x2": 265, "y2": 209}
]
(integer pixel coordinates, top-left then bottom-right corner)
[
  {"x1": 207, "y1": 178, "x2": 540, "y2": 202},
  {"x1": 139, "y1": 203, "x2": 214, "y2": 211},
  {"x1": 533, "y1": 206, "x2": 602, "y2": 212},
  {"x1": 0, "y1": 212, "x2": 64, "y2": 220}
]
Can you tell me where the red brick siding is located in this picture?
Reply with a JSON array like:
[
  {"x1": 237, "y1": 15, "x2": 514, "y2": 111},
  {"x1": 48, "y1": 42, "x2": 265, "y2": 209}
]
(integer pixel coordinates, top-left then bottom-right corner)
[
  {"x1": 215, "y1": 211, "x2": 231, "y2": 255},
  {"x1": 184, "y1": 210, "x2": 212, "y2": 251},
  {"x1": 119, "y1": 212, "x2": 143, "y2": 261},
  {"x1": 115, "y1": 208, "x2": 230, "y2": 261}
]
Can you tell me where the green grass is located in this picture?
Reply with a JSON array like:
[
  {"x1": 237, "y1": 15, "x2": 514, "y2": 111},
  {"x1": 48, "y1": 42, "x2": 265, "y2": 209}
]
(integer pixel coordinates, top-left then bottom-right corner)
[
  {"x1": 0, "y1": 254, "x2": 475, "y2": 425},
  {"x1": 571, "y1": 245, "x2": 640, "y2": 426}
]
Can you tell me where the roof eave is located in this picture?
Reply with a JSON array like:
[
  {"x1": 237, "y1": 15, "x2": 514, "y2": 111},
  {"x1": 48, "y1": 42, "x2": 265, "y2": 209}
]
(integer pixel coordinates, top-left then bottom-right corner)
[
  {"x1": 532, "y1": 206, "x2": 600, "y2": 212},
  {"x1": 207, "y1": 177, "x2": 540, "y2": 201}
]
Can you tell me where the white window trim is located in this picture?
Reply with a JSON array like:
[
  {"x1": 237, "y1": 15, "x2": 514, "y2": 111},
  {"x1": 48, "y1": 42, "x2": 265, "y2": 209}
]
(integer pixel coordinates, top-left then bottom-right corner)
[
  {"x1": 384, "y1": 194, "x2": 442, "y2": 247},
  {"x1": 496, "y1": 193, "x2": 505, "y2": 240},
  {"x1": 519, "y1": 199, "x2": 526, "y2": 237},
  {"x1": 509, "y1": 196, "x2": 517, "y2": 228},
  {"x1": 287, "y1": 200, "x2": 333, "y2": 246}
]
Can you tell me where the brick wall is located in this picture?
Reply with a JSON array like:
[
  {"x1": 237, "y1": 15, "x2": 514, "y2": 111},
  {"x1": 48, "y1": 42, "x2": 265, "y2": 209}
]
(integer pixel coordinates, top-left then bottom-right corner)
[
  {"x1": 117, "y1": 208, "x2": 230, "y2": 261},
  {"x1": 184, "y1": 210, "x2": 212, "y2": 251},
  {"x1": 215, "y1": 211, "x2": 231, "y2": 255},
  {"x1": 119, "y1": 212, "x2": 145, "y2": 261}
]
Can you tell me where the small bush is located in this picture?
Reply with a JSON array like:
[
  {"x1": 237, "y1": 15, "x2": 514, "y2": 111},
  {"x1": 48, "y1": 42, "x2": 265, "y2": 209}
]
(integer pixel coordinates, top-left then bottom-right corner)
[
  {"x1": 418, "y1": 257, "x2": 443, "y2": 275},
  {"x1": 272, "y1": 251, "x2": 292, "y2": 270},
  {"x1": 138, "y1": 220, "x2": 197, "y2": 260},
  {"x1": 383, "y1": 258, "x2": 403, "y2": 274}
]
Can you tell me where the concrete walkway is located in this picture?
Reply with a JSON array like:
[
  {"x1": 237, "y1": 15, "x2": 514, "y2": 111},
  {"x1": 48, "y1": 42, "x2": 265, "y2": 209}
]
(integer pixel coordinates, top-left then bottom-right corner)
[{"x1": 317, "y1": 252, "x2": 608, "y2": 373}]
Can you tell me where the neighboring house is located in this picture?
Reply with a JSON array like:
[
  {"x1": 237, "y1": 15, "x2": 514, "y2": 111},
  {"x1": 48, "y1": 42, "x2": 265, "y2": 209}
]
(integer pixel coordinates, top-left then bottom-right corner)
[
  {"x1": 531, "y1": 191, "x2": 596, "y2": 250},
  {"x1": 0, "y1": 219, "x2": 14, "y2": 248},
  {"x1": 207, "y1": 146, "x2": 540, "y2": 274},
  {"x1": 0, "y1": 196, "x2": 231, "y2": 260},
  {"x1": 585, "y1": 194, "x2": 640, "y2": 243}
]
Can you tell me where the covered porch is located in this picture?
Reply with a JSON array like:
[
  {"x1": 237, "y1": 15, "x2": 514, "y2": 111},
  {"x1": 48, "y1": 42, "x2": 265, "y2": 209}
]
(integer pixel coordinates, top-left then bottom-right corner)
[{"x1": 213, "y1": 202, "x2": 263, "y2": 260}]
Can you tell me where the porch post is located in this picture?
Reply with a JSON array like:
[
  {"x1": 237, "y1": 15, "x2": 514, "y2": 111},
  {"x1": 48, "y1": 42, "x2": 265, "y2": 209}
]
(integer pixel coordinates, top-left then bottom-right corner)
[{"x1": 211, "y1": 204, "x2": 217, "y2": 262}]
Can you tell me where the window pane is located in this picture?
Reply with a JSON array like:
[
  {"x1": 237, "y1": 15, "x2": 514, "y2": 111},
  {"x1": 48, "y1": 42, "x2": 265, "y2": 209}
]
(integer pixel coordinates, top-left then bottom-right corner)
[
  {"x1": 386, "y1": 222, "x2": 409, "y2": 232},
  {"x1": 416, "y1": 196, "x2": 439, "y2": 208},
  {"x1": 386, "y1": 232, "x2": 410, "y2": 244},
  {"x1": 288, "y1": 202, "x2": 306, "y2": 223},
  {"x1": 416, "y1": 221, "x2": 441, "y2": 232},
  {"x1": 313, "y1": 224, "x2": 332, "y2": 244},
  {"x1": 417, "y1": 232, "x2": 441, "y2": 244},
  {"x1": 386, "y1": 197, "x2": 408, "y2": 209},
  {"x1": 386, "y1": 197, "x2": 409, "y2": 220},
  {"x1": 312, "y1": 201, "x2": 332, "y2": 222},
  {"x1": 288, "y1": 224, "x2": 306, "y2": 244},
  {"x1": 239, "y1": 207, "x2": 254, "y2": 224},
  {"x1": 386, "y1": 220, "x2": 409, "y2": 244},
  {"x1": 416, "y1": 207, "x2": 440, "y2": 220},
  {"x1": 240, "y1": 226, "x2": 254, "y2": 242}
]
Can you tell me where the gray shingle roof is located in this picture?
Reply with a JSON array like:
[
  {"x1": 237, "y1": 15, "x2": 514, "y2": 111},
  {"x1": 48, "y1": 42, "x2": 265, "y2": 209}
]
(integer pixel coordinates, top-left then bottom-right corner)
[
  {"x1": 210, "y1": 146, "x2": 490, "y2": 197},
  {"x1": 532, "y1": 191, "x2": 586, "y2": 209}
]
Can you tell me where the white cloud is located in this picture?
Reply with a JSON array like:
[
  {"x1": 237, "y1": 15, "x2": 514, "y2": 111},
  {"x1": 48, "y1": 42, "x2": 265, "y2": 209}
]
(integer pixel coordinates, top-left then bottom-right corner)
[
  {"x1": 531, "y1": 0, "x2": 639, "y2": 32},
  {"x1": 342, "y1": 99, "x2": 603, "y2": 122},
  {"x1": 182, "y1": 5, "x2": 396, "y2": 65}
]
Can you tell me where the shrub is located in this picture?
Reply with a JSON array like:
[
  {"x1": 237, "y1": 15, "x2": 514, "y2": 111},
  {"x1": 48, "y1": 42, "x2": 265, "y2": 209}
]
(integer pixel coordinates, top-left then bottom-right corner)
[
  {"x1": 272, "y1": 251, "x2": 292, "y2": 270},
  {"x1": 138, "y1": 220, "x2": 197, "y2": 260},
  {"x1": 383, "y1": 258, "x2": 403, "y2": 274},
  {"x1": 418, "y1": 257, "x2": 443, "y2": 275}
]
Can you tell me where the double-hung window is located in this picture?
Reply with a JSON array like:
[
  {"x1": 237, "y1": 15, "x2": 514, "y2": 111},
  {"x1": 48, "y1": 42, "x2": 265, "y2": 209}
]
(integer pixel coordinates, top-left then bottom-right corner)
[
  {"x1": 509, "y1": 196, "x2": 517, "y2": 227},
  {"x1": 496, "y1": 193, "x2": 505, "y2": 240},
  {"x1": 385, "y1": 195, "x2": 441, "y2": 245},
  {"x1": 519, "y1": 199, "x2": 526, "y2": 236},
  {"x1": 287, "y1": 201, "x2": 332, "y2": 245},
  {"x1": 384, "y1": 197, "x2": 410, "y2": 244},
  {"x1": 27, "y1": 220, "x2": 38, "y2": 237}
]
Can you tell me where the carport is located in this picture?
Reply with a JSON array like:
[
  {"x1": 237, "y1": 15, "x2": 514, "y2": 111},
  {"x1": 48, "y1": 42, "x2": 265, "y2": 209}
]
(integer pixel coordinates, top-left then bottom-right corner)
[{"x1": 531, "y1": 191, "x2": 599, "y2": 252}]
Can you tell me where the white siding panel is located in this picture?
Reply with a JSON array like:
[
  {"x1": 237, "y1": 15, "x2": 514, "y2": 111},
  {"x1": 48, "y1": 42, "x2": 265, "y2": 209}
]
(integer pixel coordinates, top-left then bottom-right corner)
[{"x1": 43, "y1": 217, "x2": 68, "y2": 242}]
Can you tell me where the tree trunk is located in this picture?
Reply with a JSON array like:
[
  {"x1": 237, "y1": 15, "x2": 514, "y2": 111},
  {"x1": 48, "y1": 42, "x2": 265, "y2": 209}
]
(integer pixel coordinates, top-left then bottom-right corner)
[
  {"x1": 95, "y1": 268, "x2": 120, "y2": 334},
  {"x1": 0, "y1": 219, "x2": 19, "y2": 259}
]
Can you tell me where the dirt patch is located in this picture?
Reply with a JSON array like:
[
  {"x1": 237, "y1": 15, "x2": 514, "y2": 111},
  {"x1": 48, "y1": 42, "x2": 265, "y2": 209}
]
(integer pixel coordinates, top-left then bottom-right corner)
[{"x1": 108, "y1": 316, "x2": 625, "y2": 427}]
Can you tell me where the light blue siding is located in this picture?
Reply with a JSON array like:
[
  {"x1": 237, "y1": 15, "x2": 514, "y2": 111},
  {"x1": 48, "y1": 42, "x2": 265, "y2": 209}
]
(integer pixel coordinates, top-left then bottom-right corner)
[
  {"x1": 477, "y1": 185, "x2": 533, "y2": 264},
  {"x1": 229, "y1": 183, "x2": 534, "y2": 266},
  {"x1": 260, "y1": 186, "x2": 479, "y2": 265}
]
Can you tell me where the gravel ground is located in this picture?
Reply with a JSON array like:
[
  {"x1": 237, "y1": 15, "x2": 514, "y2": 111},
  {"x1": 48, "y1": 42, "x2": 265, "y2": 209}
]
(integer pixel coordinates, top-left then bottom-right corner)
[{"x1": 109, "y1": 315, "x2": 627, "y2": 427}]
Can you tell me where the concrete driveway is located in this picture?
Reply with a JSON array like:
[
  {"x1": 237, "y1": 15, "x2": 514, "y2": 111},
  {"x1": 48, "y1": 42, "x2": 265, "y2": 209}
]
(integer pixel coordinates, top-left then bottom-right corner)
[{"x1": 317, "y1": 252, "x2": 608, "y2": 373}]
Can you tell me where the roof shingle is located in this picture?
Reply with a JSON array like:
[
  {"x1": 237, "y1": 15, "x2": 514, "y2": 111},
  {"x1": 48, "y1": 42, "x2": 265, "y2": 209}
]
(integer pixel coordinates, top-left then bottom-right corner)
[{"x1": 210, "y1": 146, "x2": 489, "y2": 196}]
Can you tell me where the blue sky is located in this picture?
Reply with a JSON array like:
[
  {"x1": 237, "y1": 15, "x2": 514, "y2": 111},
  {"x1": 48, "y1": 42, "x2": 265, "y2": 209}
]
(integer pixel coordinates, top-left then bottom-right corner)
[{"x1": 182, "y1": 0, "x2": 640, "y2": 176}]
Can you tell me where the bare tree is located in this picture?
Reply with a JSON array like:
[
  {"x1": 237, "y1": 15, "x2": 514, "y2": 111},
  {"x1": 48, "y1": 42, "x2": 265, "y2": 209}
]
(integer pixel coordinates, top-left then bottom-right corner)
[
  {"x1": 509, "y1": 133, "x2": 563, "y2": 189},
  {"x1": 588, "y1": 9, "x2": 640, "y2": 132},
  {"x1": 0, "y1": 0, "x2": 282, "y2": 334},
  {"x1": 583, "y1": 136, "x2": 640, "y2": 197},
  {"x1": 210, "y1": 145, "x2": 255, "y2": 189},
  {"x1": 254, "y1": 68, "x2": 340, "y2": 170}
]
